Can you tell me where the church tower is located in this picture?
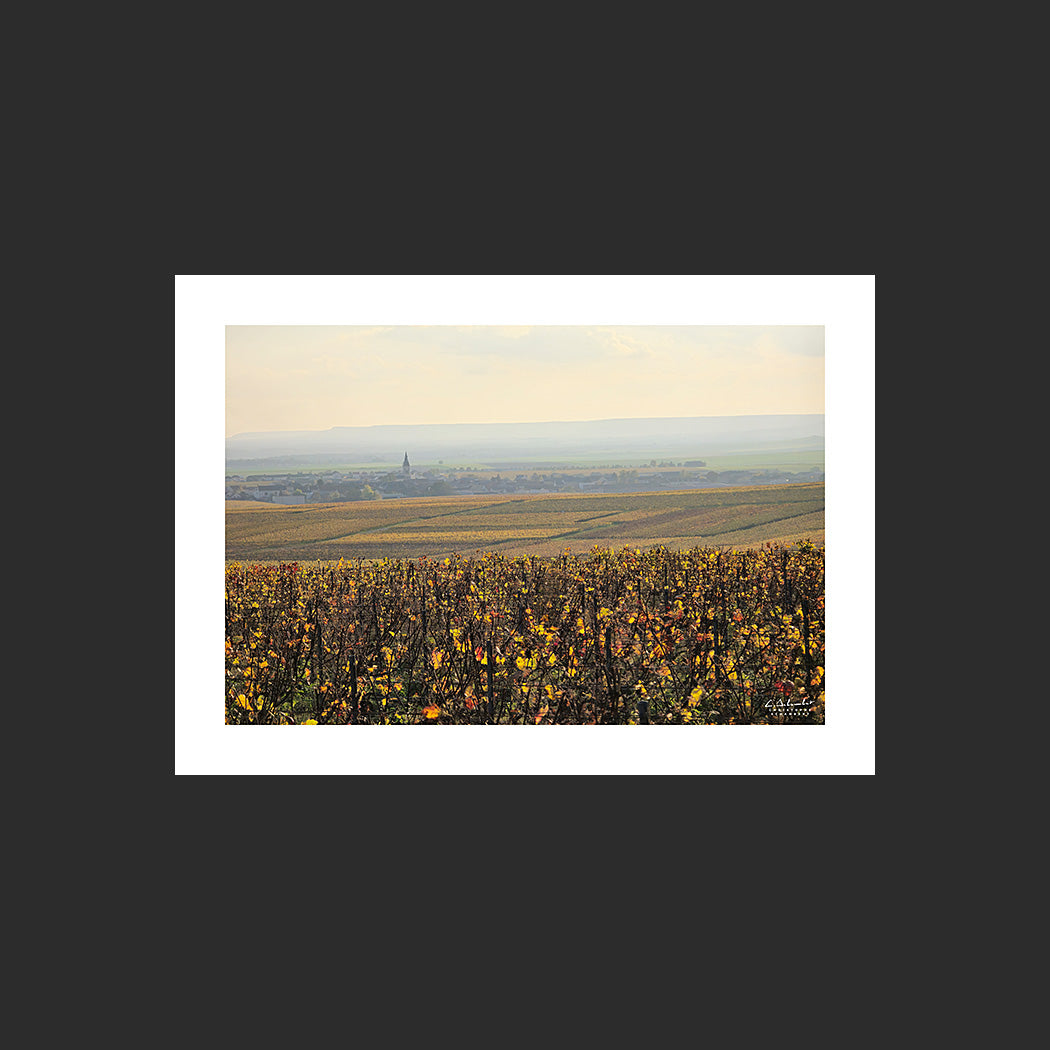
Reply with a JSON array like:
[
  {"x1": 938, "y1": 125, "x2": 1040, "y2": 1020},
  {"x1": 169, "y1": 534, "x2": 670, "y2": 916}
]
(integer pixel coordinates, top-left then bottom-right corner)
[{"x1": 403, "y1": 452, "x2": 410, "y2": 476}]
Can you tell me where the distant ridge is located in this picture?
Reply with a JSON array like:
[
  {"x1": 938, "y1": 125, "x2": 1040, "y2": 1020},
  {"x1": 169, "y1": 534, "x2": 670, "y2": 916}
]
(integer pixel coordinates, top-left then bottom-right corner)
[{"x1": 226, "y1": 414, "x2": 824, "y2": 465}]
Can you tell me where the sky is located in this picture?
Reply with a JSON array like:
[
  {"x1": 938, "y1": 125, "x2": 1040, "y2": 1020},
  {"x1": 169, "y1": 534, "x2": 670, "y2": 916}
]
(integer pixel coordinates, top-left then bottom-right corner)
[{"x1": 225, "y1": 323, "x2": 825, "y2": 437}]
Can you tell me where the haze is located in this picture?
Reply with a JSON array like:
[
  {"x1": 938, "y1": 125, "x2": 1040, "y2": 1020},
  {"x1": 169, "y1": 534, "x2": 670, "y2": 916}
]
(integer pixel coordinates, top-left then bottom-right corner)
[{"x1": 225, "y1": 325, "x2": 824, "y2": 438}]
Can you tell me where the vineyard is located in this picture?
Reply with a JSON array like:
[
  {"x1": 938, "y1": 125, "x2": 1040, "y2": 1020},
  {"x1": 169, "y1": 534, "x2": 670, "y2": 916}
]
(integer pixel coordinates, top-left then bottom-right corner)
[
  {"x1": 226, "y1": 483, "x2": 824, "y2": 562},
  {"x1": 225, "y1": 542, "x2": 825, "y2": 725}
]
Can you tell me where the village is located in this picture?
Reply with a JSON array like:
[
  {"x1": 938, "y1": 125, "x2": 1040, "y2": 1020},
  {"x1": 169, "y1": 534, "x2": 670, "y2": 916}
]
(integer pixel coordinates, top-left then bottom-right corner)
[{"x1": 225, "y1": 453, "x2": 824, "y2": 504}]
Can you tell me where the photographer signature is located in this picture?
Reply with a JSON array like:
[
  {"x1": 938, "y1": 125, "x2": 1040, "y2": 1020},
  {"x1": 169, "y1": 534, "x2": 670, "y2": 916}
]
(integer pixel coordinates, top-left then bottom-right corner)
[{"x1": 764, "y1": 696, "x2": 809, "y2": 709}]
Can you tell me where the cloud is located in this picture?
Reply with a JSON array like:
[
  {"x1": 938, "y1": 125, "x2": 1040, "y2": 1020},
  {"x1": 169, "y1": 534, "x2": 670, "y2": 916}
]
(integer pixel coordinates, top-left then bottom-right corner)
[
  {"x1": 754, "y1": 326, "x2": 824, "y2": 357},
  {"x1": 591, "y1": 328, "x2": 658, "y2": 360}
]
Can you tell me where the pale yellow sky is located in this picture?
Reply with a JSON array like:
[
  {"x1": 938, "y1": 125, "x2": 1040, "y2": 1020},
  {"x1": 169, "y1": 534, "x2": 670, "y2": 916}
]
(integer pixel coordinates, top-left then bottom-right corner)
[{"x1": 225, "y1": 324, "x2": 824, "y2": 436}]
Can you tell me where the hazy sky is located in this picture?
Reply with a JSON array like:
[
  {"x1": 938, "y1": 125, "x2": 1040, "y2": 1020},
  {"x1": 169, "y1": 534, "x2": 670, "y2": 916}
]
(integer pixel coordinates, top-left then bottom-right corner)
[{"x1": 225, "y1": 324, "x2": 824, "y2": 437}]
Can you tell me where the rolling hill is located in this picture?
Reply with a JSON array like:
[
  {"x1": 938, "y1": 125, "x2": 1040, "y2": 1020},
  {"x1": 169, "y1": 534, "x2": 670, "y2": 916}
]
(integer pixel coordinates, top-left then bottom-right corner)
[{"x1": 226, "y1": 482, "x2": 824, "y2": 563}]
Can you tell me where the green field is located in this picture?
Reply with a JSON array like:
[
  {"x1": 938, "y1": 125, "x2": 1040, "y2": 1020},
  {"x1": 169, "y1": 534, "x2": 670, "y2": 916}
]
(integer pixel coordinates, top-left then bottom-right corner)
[
  {"x1": 226, "y1": 483, "x2": 824, "y2": 562},
  {"x1": 229, "y1": 450, "x2": 823, "y2": 475},
  {"x1": 697, "y1": 450, "x2": 825, "y2": 472}
]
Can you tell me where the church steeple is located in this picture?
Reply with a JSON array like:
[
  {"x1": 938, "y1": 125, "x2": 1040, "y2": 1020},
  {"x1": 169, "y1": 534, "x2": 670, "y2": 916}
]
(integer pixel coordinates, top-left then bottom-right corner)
[{"x1": 403, "y1": 452, "x2": 410, "y2": 476}]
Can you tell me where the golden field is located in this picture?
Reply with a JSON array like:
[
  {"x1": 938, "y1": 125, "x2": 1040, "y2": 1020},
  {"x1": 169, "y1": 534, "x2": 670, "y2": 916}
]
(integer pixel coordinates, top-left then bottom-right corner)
[{"x1": 226, "y1": 483, "x2": 824, "y2": 562}]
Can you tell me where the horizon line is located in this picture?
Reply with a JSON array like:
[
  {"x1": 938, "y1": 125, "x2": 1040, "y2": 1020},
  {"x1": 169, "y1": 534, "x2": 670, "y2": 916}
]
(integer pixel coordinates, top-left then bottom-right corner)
[{"x1": 226, "y1": 411, "x2": 825, "y2": 440}]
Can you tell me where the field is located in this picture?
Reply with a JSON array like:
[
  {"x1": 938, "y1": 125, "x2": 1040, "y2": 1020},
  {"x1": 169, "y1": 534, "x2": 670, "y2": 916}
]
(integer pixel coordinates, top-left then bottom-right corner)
[
  {"x1": 226, "y1": 542, "x2": 825, "y2": 726},
  {"x1": 226, "y1": 483, "x2": 824, "y2": 562}
]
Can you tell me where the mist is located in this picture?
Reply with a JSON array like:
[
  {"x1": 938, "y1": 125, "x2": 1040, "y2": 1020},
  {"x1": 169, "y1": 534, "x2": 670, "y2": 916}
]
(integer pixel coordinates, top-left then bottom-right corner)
[{"x1": 225, "y1": 413, "x2": 824, "y2": 467}]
